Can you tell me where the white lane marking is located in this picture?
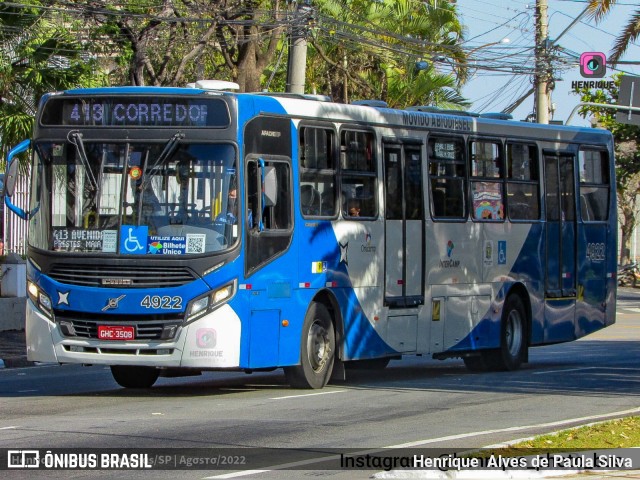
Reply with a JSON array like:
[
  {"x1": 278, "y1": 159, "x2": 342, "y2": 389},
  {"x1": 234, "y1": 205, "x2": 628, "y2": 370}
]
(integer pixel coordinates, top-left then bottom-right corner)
[
  {"x1": 269, "y1": 390, "x2": 345, "y2": 400},
  {"x1": 532, "y1": 366, "x2": 640, "y2": 375},
  {"x1": 0, "y1": 426, "x2": 19, "y2": 430},
  {"x1": 388, "y1": 406, "x2": 640, "y2": 448},
  {"x1": 531, "y1": 367, "x2": 597, "y2": 375},
  {"x1": 203, "y1": 406, "x2": 640, "y2": 479}
]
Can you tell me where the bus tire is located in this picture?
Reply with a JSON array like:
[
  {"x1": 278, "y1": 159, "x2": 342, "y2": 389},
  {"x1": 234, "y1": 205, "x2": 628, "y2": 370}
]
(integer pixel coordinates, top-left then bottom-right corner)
[
  {"x1": 110, "y1": 365, "x2": 159, "y2": 389},
  {"x1": 464, "y1": 295, "x2": 527, "y2": 373},
  {"x1": 284, "y1": 302, "x2": 335, "y2": 389},
  {"x1": 493, "y1": 294, "x2": 527, "y2": 371}
]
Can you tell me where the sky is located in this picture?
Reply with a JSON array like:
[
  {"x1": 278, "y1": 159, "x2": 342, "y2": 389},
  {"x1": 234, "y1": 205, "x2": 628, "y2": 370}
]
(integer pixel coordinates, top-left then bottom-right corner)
[{"x1": 453, "y1": 0, "x2": 640, "y2": 126}]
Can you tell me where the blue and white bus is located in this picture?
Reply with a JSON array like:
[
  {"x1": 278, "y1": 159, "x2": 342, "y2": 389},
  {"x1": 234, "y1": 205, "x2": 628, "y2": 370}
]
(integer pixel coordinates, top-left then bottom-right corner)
[{"x1": 4, "y1": 81, "x2": 617, "y2": 388}]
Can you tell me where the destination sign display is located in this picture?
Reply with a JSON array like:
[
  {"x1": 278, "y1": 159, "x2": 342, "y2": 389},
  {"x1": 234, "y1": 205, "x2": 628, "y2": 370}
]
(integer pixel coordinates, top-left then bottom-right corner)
[{"x1": 41, "y1": 96, "x2": 230, "y2": 128}]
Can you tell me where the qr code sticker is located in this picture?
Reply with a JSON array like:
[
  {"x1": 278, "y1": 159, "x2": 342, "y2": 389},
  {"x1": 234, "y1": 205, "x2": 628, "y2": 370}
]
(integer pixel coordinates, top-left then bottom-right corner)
[{"x1": 186, "y1": 234, "x2": 206, "y2": 254}]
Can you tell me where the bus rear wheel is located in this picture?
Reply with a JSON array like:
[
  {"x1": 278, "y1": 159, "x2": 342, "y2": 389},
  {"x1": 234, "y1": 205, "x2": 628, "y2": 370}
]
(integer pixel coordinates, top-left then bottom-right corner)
[
  {"x1": 491, "y1": 294, "x2": 527, "y2": 371},
  {"x1": 284, "y1": 302, "x2": 335, "y2": 389},
  {"x1": 463, "y1": 294, "x2": 527, "y2": 372},
  {"x1": 110, "y1": 365, "x2": 160, "y2": 389}
]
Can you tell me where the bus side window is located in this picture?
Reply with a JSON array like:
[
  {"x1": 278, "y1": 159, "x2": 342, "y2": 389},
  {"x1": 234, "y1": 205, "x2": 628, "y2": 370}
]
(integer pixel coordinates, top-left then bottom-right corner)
[
  {"x1": 299, "y1": 126, "x2": 337, "y2": 218},
  {"x1": 300, "y1": 184, "x2": 320, "y2": 216},
  {"x1": 470, "y1": 140, "x2": 504, "y2": 221},
  {"x1": 507, "y1": 143, "x2": 540, "y2": 221},
  {"x1": 429, "y1": 137, "x2": 466, "y2": 219},
  {"x1": 340, "y1": 129, "x2": 377, "y2": 220},
  {"x1": 245, "y1": 158, "x2": 293, "y2": 275},
  {"x1": 578, "y1": 149, "x2": 609, "y2": 222},
  {"x1": 432, "y1": 189, "x2": 445, "y2": 217}
]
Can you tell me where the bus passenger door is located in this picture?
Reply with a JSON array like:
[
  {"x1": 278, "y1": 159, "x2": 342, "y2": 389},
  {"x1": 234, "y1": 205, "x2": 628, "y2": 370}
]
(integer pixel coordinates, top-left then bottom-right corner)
[
  {"x1": 544, "y1": 153, "x2": 577, "y2": 340},
  {"x1": 544, "y1": 153, "x2": 577, "y2": 297},
  {"x1": 383, "y1": 142, "x2": 424, "y2": 308}
]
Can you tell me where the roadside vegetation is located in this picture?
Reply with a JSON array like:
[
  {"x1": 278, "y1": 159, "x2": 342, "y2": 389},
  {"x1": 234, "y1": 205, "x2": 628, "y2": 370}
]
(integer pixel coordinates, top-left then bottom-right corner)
[{"x1": 482, "y1": 416, "x2": 640, "y2": 456}]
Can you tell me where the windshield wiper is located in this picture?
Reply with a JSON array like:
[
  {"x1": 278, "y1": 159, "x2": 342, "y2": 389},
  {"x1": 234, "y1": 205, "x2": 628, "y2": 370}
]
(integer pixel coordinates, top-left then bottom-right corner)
[
  {"x1": 68, "y1": 131, "x2": 98, "y2": 191},
  {"x1": 139, "y1": 132, "x2": 185, "y2": 191}
]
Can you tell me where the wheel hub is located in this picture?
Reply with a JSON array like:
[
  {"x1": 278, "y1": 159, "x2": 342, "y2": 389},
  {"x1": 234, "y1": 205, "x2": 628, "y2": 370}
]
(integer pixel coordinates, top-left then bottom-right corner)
[{"x1": 307, "y1": 321, "x2": 331, "y2": 372}]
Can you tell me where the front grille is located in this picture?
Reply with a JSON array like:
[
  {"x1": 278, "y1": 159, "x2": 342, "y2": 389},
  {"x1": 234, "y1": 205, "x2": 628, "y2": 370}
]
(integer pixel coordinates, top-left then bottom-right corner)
[
  {"x1": 55, "y1": 311, "x2": 184, "y2": 341},
  {"x1": 48, "y1": 264, "x2": 197, "y2": 288}
]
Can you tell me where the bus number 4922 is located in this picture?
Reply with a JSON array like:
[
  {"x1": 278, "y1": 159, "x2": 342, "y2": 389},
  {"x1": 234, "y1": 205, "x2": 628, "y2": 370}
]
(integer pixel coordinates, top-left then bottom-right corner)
[{"x1": 140, "y1": 295, "x2": 182, "y2": 310}]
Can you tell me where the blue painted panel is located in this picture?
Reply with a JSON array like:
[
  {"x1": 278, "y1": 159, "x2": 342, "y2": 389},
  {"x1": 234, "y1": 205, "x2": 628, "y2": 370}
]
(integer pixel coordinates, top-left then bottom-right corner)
[
  {"x1": 576, "y1": 223, "x2": 608, "y2": 337},
  {"x1": 544, "y1": 298, "x2": 576, "y2": 343},
  {"x1": 249, "y1": 309, "x2": 280, "y2": 368},
  {"x1": 546, "y1": 223, "x2": 561, "y2": 292}
]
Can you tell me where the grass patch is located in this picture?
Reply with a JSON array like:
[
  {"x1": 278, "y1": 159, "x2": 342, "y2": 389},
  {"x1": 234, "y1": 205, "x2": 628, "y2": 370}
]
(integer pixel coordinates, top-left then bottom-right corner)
[{"x1": 480, "y1": 416, "x2": 640, "y2": 457}]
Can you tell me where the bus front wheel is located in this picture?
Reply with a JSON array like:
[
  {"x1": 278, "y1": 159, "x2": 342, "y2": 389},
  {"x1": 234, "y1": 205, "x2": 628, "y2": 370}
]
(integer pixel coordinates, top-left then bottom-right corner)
[
  {"x1": 110, "y1": 365, "x2": 160, "y2": 389},
  {"x1": 284, "y1": 302, "x2": 335, "y2": 389}
]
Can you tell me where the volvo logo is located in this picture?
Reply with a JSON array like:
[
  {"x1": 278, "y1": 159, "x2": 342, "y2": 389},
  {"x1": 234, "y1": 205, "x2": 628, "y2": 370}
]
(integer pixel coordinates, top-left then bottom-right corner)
[{"x1": 102, "y1": 294, "x2": 126, "y2": 312}]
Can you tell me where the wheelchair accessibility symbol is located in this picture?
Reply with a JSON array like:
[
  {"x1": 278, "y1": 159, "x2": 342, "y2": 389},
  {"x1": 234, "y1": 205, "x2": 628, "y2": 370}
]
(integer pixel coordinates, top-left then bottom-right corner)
[
  {"x1": 120, "y1": 226, "x2": 148, "y2": 254},
  {"x1": 498, "y1": 240, "x2": 507, "y2": 265}
]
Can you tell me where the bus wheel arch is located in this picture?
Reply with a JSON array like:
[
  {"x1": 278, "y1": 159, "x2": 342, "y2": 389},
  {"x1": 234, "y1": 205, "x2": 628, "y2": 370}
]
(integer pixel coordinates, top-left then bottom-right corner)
[
  {"x1": 284, "y1": 294, "x2": 338, "y2": 389},
  {"x1": 463, "y1": 285, "x2": 530, "y2": 373}
]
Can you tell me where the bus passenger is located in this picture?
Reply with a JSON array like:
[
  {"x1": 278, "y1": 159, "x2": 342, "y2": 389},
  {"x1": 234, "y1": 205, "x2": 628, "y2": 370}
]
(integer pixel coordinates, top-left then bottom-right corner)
[
  {"x1": 347, "y1": 198, "x2": 361, "y2": 217},
  {"x1": 216, "y1": 186, "x2": 238, "y2": 224}
]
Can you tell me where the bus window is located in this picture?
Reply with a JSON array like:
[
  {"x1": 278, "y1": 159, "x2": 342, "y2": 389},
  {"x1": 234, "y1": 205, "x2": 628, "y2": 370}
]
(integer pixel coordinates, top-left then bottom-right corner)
[
  {"x1": 342, "y1": 177, "x2": 376, "y2": 218},
  {"x1": 470, "y1": 141, "x2": 503, "y2": 221},
  {"x1": 245, "y1": 158, "x2": 292, "y2": 274},
  {"x1": 506, "y1": 143, "x2": 540, "y2": 221},
  {"x1": 301, "y1": 127, "x2": 334, "y2": 170},
  {"x1": 247, "y1": 159, "x2": 291, "y2": 232},
  {"x1": 341, "y1": 130, "x2": 375, "y2": 172},
  {"x1": 429, "y1": 137, "x2": 466, "y2": 219},
  {"x1": 299, "y1": 126, "x2": 337, "y2": 217},
  {"x1": 341, "y1": 130, "x2": 377, "y2": 220},
  {"x1": 579, "y1": 149, "x2": 609, "y2": 222}
]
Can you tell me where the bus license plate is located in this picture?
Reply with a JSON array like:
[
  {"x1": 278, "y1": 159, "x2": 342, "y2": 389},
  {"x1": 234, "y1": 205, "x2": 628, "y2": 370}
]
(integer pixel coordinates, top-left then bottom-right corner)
[{"x1": 98, "y1": 325, "x2": 135, "y2": 341}]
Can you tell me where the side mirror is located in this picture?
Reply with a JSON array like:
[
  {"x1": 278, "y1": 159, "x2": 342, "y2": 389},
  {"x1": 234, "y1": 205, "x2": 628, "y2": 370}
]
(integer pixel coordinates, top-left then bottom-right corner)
[
  {"x1": 263, "y1": 165, "x2": 278, "y2": 207},
  {"x1": 4, "y1": 139, "x2": 31, "y2": 219},
  {"x1": 5, "y1": 157, "x2": 20, "y2": 197}
]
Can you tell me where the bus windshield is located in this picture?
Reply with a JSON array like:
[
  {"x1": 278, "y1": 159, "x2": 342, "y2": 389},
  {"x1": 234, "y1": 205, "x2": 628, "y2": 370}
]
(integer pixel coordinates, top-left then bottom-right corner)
[{"x1": 29, "y1": 140, "x2": 238, "y2": 255}]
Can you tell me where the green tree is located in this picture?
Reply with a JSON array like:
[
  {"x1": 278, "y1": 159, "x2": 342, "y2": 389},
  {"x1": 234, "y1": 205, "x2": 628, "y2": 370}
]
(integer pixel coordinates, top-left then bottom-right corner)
[
  {"x1": 586, "y1": 0, "x2": 640, "y2": 65},
  {"x1": 76, "y1": 0, "x2": 469, "y2": 105},
  {"x1": 0, "y1": 1, "x2": 98, "y2": 163},
  {"x1": 575, "y1": 75, "x2": 640, "y2": 263},
  {"x1": 79, "y1": 0, "x2": 290, "y2": 91},
  {"x1": 309, "y1": 0, "x2": 468, "y2": 107}
]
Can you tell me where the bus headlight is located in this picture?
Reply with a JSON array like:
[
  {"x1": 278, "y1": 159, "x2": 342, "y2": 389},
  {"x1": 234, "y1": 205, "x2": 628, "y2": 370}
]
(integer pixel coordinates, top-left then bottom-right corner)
[
  {"x1": 185, "y1": 281, "x2": 236, "y2": 323},
  {"x1": 27, "y1": 281, "x2": 53, "y2": 319},
  {"x1": 213, "y1": 284, "x2": 233, "y2": 304}
]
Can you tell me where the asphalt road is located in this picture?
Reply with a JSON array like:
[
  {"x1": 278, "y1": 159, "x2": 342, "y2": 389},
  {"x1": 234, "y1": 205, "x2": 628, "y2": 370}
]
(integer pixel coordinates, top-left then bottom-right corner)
[{"x1": 1, "y1": 289, "x2": 639, "y2": 479}]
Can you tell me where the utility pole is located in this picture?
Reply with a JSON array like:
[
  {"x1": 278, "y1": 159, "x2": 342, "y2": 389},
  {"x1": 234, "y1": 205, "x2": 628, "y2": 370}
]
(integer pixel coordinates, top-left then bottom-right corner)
[
  {"x1": 502, "y1": 6, "x2": 590, "y2": 119},
  {"x1": 286, "y1": 1, "x2": 313, "y2": 94},
  {"x1": 534, "y1": 0, "x2": 550, "y2": 123}
]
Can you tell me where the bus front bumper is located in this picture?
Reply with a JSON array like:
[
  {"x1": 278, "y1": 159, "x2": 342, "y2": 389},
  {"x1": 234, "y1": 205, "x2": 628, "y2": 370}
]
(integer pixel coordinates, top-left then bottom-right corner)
[{"x1": 25, "y1": 299, "x2": 241, "y2": 369}]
